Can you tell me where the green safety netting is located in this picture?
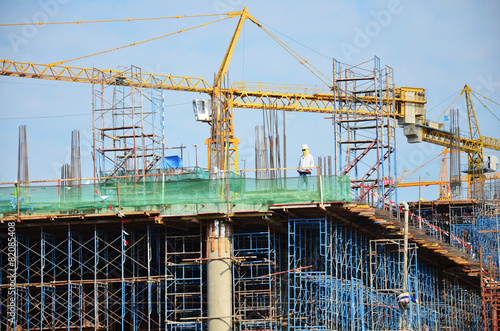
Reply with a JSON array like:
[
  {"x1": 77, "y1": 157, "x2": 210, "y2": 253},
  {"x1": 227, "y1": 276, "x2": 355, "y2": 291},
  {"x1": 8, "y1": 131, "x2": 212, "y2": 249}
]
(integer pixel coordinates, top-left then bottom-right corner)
[{"x1": 0, "y1": 170, "x2": 350, "y2": 216}]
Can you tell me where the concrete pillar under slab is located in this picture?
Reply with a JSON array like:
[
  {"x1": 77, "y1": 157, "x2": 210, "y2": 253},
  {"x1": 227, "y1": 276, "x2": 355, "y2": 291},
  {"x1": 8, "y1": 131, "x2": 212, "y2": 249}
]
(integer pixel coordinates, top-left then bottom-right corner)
[{"x1": 207, "y1": 219, "x2": 232, "y2": 331}]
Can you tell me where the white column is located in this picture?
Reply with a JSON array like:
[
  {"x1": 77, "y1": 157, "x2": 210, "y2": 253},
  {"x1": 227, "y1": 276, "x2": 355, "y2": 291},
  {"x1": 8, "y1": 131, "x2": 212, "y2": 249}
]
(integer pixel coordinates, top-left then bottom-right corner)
[{"x1": 207, "y1": 219, "x2": 232, "y2": 331}]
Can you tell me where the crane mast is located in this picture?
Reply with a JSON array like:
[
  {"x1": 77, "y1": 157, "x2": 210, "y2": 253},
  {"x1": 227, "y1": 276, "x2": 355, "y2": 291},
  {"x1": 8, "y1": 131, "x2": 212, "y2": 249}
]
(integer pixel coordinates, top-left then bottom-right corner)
[{"x1": 206, "y1": 7, "x2": 258, "y2": 174}]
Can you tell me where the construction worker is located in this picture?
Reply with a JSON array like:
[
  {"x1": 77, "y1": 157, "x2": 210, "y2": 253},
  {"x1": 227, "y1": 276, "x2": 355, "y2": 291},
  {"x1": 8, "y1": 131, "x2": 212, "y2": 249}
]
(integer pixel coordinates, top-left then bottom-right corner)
[
  {"x1": 298, "y1": 144, "x2": 314, "y2": 191},
  {"x1": 397, "y1": 291, "x2": 418, "y2": 330}
]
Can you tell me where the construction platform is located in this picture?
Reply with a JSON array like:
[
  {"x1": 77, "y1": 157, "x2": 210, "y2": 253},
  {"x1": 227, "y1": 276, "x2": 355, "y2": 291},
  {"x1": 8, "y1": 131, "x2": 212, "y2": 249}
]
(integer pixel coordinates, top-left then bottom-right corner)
[{"x1": 0, "y1": 173, "x2": 489, "y2": 330}]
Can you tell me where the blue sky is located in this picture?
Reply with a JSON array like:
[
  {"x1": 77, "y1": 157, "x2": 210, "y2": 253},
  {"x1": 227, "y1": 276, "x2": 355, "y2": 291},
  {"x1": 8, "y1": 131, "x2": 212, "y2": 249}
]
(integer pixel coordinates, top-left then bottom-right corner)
[{"x1": 1, "y1": 0, "x2": 499, "y2": 202}]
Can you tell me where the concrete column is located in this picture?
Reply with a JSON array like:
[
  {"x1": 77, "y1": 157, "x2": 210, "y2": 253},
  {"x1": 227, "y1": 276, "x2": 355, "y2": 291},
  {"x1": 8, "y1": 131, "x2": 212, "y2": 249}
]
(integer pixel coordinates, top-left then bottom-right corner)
[{"x1": 207, "y1": 219, "x2": 232, "y2": 331}]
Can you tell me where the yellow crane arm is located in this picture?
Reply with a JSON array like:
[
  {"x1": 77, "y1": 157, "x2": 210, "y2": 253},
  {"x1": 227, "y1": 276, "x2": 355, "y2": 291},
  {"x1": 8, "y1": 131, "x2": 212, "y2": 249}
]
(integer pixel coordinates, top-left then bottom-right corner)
[
  {"x1": 422, "y1": 127, "x2": 480, "y2": 154},
  {"x1": 230, "y1": 82, "x2": 424, "y2": 115},
  {"x1": 422, "y1": 127, "x2": 500, "y2": 153},
  {"x1": 0, "y1": 60, "x2": 421, "y2": 116},
  {"x1": 0, "y1": 59, "x2": 212, "y2": 93},
  {"x1": 232, "y1": 88, "x2": 396, "y2": 115},
  {"x1": 3, "y1": 61, "x2": 498, "y2": 156},
  {"x1": 398, "y1": 172, "x2": 500, "y2": 188},
  {"x1": 397, "y1": 180, "x2": 442, "y2": 188},
  {"x1": 482, "y1": 136, "x2": 500, "y2": 151}
]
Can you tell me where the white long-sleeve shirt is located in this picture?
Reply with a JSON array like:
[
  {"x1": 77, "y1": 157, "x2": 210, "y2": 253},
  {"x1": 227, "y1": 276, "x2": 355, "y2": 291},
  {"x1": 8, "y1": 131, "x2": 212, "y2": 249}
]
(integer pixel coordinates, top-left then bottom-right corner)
[{"x1": 298, "y1": 154, "x2": 314, "y2": 173}]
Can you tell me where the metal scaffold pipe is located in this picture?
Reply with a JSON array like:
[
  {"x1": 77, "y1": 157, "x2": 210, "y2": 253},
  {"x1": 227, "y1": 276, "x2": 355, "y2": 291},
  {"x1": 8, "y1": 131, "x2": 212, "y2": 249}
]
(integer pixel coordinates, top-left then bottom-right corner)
[{"x1": 400, "y1": 201, "x2": 409, "y2": 292}]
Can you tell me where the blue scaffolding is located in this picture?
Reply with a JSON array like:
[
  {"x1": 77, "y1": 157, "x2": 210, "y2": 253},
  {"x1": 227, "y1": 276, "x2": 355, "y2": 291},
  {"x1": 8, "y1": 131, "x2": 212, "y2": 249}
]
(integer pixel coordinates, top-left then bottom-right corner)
[
  {"x1": 288, "y1": 218, "x2": 333, "y2": 329},
  {"x1": 1, "y1": 225, "x2": 166, "y2": 330},
  {"x1": 165, "y1": 232, "x2": 204, "y2": 330},
  {"x1": 285, "y1": 216, "x2": 482, "y2": 330},
  {"x1": 440, "y1": 273, "x2": 482, "y2": 329},
  {"x1": 233, "y1": 230, "x2": 280, "y2": 330},
  {"x1": 368, "y1": 239, "x2": 420, "y2": 330},
  {"x1": 0, "y1": 213, "x2": 485, "y2": 330}
]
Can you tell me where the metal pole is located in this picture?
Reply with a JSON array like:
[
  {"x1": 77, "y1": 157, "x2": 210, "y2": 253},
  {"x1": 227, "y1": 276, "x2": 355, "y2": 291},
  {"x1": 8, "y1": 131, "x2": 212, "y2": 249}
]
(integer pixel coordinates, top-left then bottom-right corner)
[
  {"x1": 400, "y1": 201, "x2": 409, "y2": 291},
  {"x1": 400, "y1": 201, "x2": 410, "y2": 331},
  {"x1": 15, "y1": 182, "x2": 20, "y2": 218},
  {"x1": 496, "y1": 205, "x2": 500, "y2": 275},
  {"x1": 419, "y1": 176, "x2": 422, "y2": 229},
  {"x1": 194, "y1": 144, "x2": 198, "y2": 167}
]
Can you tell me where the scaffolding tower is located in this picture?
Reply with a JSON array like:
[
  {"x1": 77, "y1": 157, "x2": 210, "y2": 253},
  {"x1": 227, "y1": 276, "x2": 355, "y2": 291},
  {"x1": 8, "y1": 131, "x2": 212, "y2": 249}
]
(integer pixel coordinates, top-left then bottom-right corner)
[
  {"x1": 333, "y1": 56, "x2": 398, "y2": 210},
  {"x1": 92, "y1": 65, "x2": 164, "y2": 179},
  {"x1": 474, "y1": 198, "x2": 500, "y2": 331},
  {"x1": 441, "y1": 273, "x2": 482, "y2": 330}
]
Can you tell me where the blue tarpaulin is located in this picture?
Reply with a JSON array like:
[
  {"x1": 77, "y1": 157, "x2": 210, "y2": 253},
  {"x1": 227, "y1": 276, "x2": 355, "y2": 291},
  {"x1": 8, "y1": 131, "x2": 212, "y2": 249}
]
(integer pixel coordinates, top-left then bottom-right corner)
[{"x1": 164, "y1": 156, "x2": 183, "y2": 169}]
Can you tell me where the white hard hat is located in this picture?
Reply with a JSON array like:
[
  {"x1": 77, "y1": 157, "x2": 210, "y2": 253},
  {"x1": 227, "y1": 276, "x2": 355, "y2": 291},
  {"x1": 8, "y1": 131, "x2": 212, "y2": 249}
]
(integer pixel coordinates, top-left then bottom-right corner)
[{"x1": 301, "y1": 144, "x2": 308, "y2": 150}]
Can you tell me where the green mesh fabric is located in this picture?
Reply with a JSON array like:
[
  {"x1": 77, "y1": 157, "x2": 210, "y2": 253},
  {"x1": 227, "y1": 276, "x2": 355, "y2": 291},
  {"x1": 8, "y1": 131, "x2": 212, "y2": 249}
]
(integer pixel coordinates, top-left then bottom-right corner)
[{"x1": 0, "y1": 172, "x2": 350, "y2": 217}]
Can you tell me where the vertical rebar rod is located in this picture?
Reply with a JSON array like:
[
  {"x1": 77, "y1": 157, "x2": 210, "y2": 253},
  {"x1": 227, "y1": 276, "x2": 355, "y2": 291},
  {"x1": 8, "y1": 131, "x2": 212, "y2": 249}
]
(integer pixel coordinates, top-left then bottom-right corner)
[
  {"x1": 283, "y1": 108, "x2": 286, "y2": 178},
  {"x1": 255, "y1": 125, "x2": 259, "y2": 179},
  {"x1": 70, "y1": 130, "x2": 81, "y2": 186}
]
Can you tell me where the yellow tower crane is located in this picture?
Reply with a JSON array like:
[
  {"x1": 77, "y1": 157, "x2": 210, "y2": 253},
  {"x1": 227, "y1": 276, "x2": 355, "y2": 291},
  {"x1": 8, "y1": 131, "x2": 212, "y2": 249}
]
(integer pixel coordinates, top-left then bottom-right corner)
[
  {"x1": 0, "y1": 7, "x2": 424, "y2": 176},
  {"x1": 1, "y1": 8, "x2": 500, "y2": 183},
  {"x1": 404, "y1": 85, "x2": 500, "y2": 199}
]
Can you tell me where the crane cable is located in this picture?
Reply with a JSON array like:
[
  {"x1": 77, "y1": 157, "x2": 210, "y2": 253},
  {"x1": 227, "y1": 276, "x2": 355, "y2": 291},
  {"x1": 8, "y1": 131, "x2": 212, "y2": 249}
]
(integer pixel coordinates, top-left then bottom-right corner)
[
  {"x1": 3, "y1": 10, "x2": 335, "y2": 88},
  {"x1": 259, "y1": 22, "x2": 331, "y2": 61},
  {"x1": 427, "y1": 88, "x2": 462, "y2": 112},
  {"x1": 399, "y1": 149, "x2": 447, "y2": 182},
  {"x1": 474, "y1": 89, "x2": 500, "y2": 108},
  {"x1": 257, "y1": 24, "x2": 333, "y2": 86},
  {"x1": 49, "y1": 15, "x2": 233, "y2": 66},
  {"x1": 470, "y1": 90, "x2": 500, "y2": 122},
  {"x1": 0, "y1": 14, "x2": 229, "y2": 26},
  {"x1": 434, "y1": 90, "x2": 463, "y2": 122},
  {"x1": 434, "y1": 87, "x2": 500, "y2": 123}
]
